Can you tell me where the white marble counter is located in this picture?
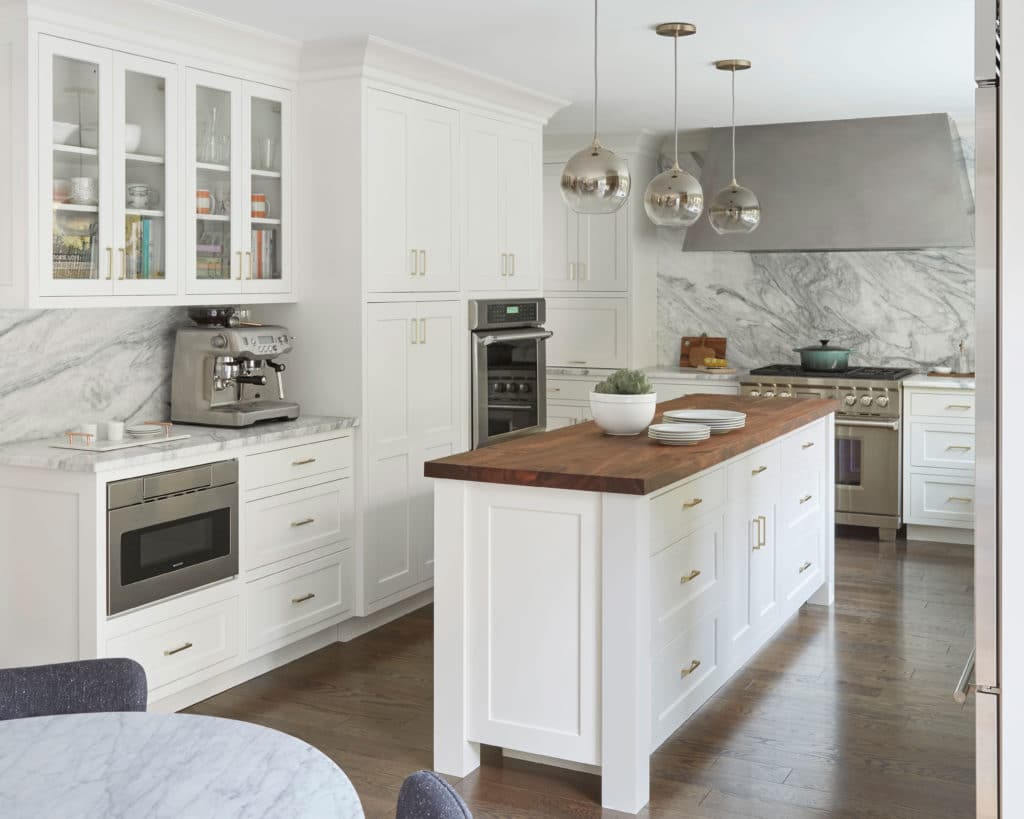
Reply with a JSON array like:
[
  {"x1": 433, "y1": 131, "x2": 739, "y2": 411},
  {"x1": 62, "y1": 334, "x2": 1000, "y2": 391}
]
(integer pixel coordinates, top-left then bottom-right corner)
[
  {"x1": 643, "y1": 366, "x2": 743, "y2": 383},
  {"x1": 903, "y1": 374, "x2": 976, "y2": 391},
  {"x1": 0, "y1": 712, "x2": 364, "y2": 818},
  {"x1": 0, "y1": 415, "x2": 358, "y2": 473}
]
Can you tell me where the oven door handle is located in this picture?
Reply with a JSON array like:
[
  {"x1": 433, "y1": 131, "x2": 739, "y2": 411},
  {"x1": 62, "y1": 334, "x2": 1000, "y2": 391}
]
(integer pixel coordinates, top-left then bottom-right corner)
[
  {"x1": 836, "y1": 419, "x2": 900, "y2": 431},
  {"x1": 479, "y1": 329, "x2": 553, "y2": 346}
]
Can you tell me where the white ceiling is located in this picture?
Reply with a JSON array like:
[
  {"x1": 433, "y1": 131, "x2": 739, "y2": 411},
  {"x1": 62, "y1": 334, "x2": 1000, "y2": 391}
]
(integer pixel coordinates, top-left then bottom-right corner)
[{"x1": 173, "y1": 0, "x2": 976, "y2": 134}]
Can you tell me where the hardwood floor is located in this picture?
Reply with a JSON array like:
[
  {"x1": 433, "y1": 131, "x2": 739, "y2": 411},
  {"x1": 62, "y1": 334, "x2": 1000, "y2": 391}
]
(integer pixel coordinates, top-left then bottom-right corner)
[{"x1": 187, "y1": 530, "x2": 975, "y2": 818}]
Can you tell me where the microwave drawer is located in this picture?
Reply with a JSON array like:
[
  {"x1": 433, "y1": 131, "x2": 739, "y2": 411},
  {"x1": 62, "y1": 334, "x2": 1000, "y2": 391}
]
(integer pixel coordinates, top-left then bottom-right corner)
[{"x1": 245, "y1": 436, "x2": 353, "y2": 491}]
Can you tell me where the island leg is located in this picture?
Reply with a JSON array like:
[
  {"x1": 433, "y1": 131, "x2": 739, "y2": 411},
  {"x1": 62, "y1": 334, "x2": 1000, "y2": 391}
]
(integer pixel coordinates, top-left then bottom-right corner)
[
  {"x1": 433, "y1": 480, "x2": 481, "y2": 777},
  {"x1": 810, "y1": 413, "x2": 836, "y2": 607},
  {"x1": 600, "y1": 493, "x2": 652, "y2": 814}
]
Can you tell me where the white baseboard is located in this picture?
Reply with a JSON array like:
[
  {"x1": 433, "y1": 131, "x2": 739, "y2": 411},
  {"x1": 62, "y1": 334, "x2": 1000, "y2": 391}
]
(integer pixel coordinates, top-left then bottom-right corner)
[
  {"x1": 502, "y1": 748, "x2": 601, "y2": 776},
  {"x1": 906, "y1": 524, "x2": 975, "y2": 545}
]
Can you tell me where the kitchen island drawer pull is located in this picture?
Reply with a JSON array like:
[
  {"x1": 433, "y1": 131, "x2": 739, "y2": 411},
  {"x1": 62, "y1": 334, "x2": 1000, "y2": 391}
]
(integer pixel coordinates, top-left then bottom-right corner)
[
  {"x1": 291, "y1": 592, "x2": 316, "y2": 604},
  {"x1": 946, "y1": 445, "x2": 973, "y2": 451},
  {"x1": 799, "y1": 494, "x2": 813, "y2": 504},
  {"x1": 947, "y1": 496, "x2": 973, "y2": 504},
  {"x1": 751, "y1": 465, "x2": 768, "y2": 475},
  {"x1": 801, "y1": 441, "x2": 815, "y2": 449},
  {"x1": 163, "y1": 642, "x2": 193, "y2": 657},
  {"x1": 799, "y1": 561, "x2": 812, "y2": 574},
  {"x1": 946, "y1": 403, "x2": 972, "y2": 410},
  {"x1": 680, "y1": 659, "x2": 701, "y2": 678},
  {"x1": 682, "y1": 497, "x2": 703, "y2": 509},
  {"x1": 291, "y1": 457, "x2": 317, "y2": 466},
  {"x1": 290, "y1": 517, "x2": 315, "y2": 527},
  {"x1": 680, "y1": 569, "x2": 702, "y2": 584}
]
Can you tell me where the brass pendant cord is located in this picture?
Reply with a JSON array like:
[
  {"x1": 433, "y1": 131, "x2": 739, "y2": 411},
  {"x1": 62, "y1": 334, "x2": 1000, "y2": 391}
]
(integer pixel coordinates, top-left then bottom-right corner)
[
  {"x1": 592, "y1": 0, "x2": 598, "y2": 143},
  {"x1": 730, "y1": 68, "x2": 737, "y2": 185},
  {"x1": 672, "y1": 32, "x2": 679, "y2": 169}
]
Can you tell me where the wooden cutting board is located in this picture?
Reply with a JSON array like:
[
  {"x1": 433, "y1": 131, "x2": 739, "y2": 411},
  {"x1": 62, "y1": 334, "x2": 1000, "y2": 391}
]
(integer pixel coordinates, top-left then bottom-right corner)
[{"x1": 680, "y1": 336, "x2": 727, "y2": 368}]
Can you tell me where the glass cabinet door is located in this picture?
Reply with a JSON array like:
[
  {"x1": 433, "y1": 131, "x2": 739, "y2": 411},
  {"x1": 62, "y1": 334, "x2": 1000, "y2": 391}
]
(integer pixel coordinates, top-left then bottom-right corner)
[
  {"x1": 113, "y1": 54, "x2": 177, "y2": 294},
  {"x1": 40, "y1": 37, "x2": 112, "y2": 296},
  {"x1": 243, "y1": 83, "x2": 290, "y2": 293}
]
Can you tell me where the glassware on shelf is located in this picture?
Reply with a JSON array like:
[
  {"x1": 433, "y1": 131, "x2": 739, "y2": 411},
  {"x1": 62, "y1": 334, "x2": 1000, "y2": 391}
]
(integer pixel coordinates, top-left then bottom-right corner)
[{"x1": 255, "y1": 137, "x2": 277, "y2": 171}]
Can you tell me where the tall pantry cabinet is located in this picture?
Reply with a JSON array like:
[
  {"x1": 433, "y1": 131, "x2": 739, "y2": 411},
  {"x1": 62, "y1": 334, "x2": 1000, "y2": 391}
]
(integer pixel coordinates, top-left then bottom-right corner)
[{"x1": 276, "y1": 38, "x2": 562, "y2": 616}]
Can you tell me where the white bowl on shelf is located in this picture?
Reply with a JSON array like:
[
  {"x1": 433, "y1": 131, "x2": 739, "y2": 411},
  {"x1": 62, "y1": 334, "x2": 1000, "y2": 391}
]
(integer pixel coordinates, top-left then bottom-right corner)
[
  {"x1": 125, "y1": 123, "x2": 142, "y2": 153},
  {"x1": 932, "y1": 366, "x2": 953, "y2": 375},
  {"x1": 589, "y1": 391, "x2": 657, "y2": 436},
  {"x1": 53, "y1": 121, "x2": 79, "y2": 145}
]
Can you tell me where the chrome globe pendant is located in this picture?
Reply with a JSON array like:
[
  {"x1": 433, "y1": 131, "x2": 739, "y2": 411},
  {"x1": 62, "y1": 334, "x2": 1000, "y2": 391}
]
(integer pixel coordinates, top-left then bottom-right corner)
[
  {"x1": 644, "y1": 22, "x2": 703, "y2": 228},
  {"x1": 560, "y1": 0, "x2": 631, "y2": 214},
  {"x1": 708, "y1": 59, "x2": 761, "y2": 235}
]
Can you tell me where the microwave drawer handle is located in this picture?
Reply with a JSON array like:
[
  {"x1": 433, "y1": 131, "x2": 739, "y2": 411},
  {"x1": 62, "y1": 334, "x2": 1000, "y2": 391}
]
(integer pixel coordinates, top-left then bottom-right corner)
[
  {"x1": 480, "y1": 330, "x2": 553, "y2": 346},
  {"x1": 292, "y1": 457, "x2": 317, "y2": 466},
  {"x1": 163, "y1": 641, "x2": 193, "y2": 657}
]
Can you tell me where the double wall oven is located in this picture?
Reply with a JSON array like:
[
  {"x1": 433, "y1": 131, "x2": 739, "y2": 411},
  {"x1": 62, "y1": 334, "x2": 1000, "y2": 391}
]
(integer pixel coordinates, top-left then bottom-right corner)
[{"x1": 470, "y1": 298, "x2": 552, "y2": 449}]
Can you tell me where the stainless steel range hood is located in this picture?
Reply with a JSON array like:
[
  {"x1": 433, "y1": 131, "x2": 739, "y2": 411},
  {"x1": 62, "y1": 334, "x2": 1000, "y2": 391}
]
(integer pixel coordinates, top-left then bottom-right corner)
[{"x1": 682, "y1": 113, "x2": 973, "y2": 252}]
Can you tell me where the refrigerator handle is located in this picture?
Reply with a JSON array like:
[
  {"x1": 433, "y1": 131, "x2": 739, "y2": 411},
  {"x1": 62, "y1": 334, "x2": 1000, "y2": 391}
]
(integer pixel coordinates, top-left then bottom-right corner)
[{"x1": 954, "y1": 647, "x2": 976, "y2": 705}]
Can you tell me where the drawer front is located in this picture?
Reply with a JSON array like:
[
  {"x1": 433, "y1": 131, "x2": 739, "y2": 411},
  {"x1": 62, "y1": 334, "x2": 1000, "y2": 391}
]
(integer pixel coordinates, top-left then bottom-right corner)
[
  {"x1": 652, "y1": 614, "x2": 719, "y2": 722},
  {"x1": 546, "y1": 378, "x2": 596, "y2": 402},
  {"x1": 246, "y1": 551, "x2": 353, "y2": 650},
  {"x1": 728, "y1": 442, "x2": 782, "y2": 501},
  {"x1": 908, "y1": 473, "x2": 975, "y2": 524},
  {"x1": 781, "y1": 468, "x2": 823, "y2": 530},
  {"x1": 777, "y1": 524, "x2": 822, "y2": 604},
  {"x1": 908, "y1": 390, "x2": 975, "y2": 421},
  {"x1": 781, "y1": 418, "x2": 829, "y2": 475},
  {"x1": 909, "y1": 423, "x2": 976, "y2": 470},
  {"x1": 245, "y1": 478, "x2": 354, "y2": 571},
  {"x1": 245, "y1": 436, "x2": 353, "y2": 491},
  {"x1": 650, "y1": 517, "x2": 723, "y2": 651},
  {"x1": 651, "y1": 383, "x2": 740, "y2": 402},
  {"x1": 106, "y1": 597, "x2": 240, "y2": 692},
  {"x1": 650, "y1": 468, "x2": 727, "y2": 554}
]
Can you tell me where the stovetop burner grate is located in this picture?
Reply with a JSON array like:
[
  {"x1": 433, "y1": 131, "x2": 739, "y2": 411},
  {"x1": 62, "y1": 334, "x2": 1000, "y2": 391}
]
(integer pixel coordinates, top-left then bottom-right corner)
[{"x1": 748, "y1": 364, "x2": 914, "y2": 381}]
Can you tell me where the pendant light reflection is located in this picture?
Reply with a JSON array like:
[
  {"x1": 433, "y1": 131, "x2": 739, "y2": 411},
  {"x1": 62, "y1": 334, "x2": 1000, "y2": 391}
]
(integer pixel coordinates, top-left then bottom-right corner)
[
  {"x1": 708, "y1": 59, "x2": 760, "y2": 235},
  {"x1": 644, "y1": 22, "x2": 703, "y2": 228},
  {"x1": 560, "y1": 0, "x2": 631, "y2": 214}
]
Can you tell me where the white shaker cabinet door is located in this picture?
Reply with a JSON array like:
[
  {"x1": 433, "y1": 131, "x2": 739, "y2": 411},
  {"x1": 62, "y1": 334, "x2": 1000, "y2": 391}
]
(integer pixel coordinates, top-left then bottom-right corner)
[
  {"x1": 578, "y1": 208, "x2": 628, "y2": 292},
  {"x1": 408, "y1": 102, "x2": 458, "y2": 292},
  {"x1": 542, "y1": 163, "x2": 578, "y2": 292},
  {"x1": 545, "y1": 296, "x2": 629, "y2": 369},
  {"x1": 501, "y1": 122, "x2": 541, "y2": 291},
  {"x1": 463, "y1": 114, "x2": 504, "y2": 291}
]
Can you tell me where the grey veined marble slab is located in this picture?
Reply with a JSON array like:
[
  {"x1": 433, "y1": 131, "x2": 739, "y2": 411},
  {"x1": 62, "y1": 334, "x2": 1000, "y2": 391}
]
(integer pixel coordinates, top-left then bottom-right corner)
[
  {"x1": 0, "y1": 415, "x2": 358, "y2": 473},
  {"x1": 0, "y1": 712, "x2": 364, "y2": 819}
]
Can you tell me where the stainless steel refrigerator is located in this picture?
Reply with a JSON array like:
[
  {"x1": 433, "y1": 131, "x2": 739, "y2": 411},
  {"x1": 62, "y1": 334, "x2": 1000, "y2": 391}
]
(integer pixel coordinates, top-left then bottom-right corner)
[{"x1": 962, "y1": 0, "x2": 1000, "y2": 816}]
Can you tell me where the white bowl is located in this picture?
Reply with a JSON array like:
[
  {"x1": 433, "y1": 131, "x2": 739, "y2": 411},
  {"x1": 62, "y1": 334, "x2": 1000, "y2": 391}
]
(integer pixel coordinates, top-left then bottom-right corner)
[
  {"x1": 589, "y1": 391, "x2": 657, "y2": 436},
  {"x1": 53, "y1": 121, "x2": 79, "y2": 145},
  {"x1": 932, "y1": 366, "x2": 953, "y2": 375},
  {"x1": 125, "y1": 123, "x2": 142, "y2": 153}
]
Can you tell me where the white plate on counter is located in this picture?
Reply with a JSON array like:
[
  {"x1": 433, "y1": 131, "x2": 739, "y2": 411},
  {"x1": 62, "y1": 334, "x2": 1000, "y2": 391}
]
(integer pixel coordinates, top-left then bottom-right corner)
[
  {"x1": 663, "y1": 409, "x2": 746, "y2": 433},
  {"x1": 648, "y1": 422, "x2": 711, "y2": 446}
]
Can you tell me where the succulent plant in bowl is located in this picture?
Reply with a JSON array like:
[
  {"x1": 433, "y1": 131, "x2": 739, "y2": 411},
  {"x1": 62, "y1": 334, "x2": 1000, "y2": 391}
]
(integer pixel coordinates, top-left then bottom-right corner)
[{"x1": 590, "y1": 369, "x2": 657, "y2": 435}]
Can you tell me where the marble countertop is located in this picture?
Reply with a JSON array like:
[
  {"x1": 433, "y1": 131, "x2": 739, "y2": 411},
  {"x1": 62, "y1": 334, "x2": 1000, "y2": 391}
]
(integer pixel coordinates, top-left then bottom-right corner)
[
  {"x1": 903, "y1": 373, "x2": 976, "y2": 391},
  {"x1": 0, "y1": 711, "x2": 364, "y2": 818},
  {"x1": 548, "y1": 366, "x2": 739, "y2": 382},
  {"x1": 0, "y1": 415, "x2": 358, "y2": 473}
]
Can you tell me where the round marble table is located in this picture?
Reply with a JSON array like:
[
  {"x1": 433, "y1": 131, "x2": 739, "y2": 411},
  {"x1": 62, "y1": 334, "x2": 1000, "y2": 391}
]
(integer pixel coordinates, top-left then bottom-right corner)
[{"x1": 0, "y1": 712, "x2": 364, "y2": 818}]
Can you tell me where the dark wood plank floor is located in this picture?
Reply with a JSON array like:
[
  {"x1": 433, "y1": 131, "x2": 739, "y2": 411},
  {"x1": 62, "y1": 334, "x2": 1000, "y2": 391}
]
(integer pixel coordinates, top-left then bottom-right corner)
[{"x1": 187, "y1": 530, "x2": 975, "y2": 818}]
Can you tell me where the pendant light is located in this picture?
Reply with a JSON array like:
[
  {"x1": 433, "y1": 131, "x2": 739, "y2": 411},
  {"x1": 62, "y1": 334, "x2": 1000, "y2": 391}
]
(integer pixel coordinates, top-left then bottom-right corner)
[
  {"x1": 560, "y1": 0, "x2": 631, "y2": 214},
  {"x1": 708, "y1": 59, "x2": 761, "y2": 234},
  {"x1": 644, "y1": 23, "x2": 703, "y2": 228}
]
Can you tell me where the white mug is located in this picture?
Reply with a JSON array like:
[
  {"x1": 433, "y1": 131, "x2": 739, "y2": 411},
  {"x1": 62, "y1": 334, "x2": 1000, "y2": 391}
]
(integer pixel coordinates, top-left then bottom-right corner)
[
  {"x1": 104, "y1": 421, "x2": 125, "y2": 442},
  {"x1": 77, "y1": 423, "x2": 98, "y2": 440}
]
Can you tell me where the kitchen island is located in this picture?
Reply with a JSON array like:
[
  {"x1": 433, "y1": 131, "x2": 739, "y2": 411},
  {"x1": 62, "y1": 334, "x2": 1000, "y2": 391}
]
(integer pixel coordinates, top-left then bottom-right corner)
[{"x1": 425, "y1": 394, "x2": 838, "y2": 814}]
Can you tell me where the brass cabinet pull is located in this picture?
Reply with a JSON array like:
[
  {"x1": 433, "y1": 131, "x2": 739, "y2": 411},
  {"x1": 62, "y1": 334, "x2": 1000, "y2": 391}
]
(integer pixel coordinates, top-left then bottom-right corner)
[
  {"x1": 801, "y1": 441, "x2": 815, "y2": 449},
  {"x1": 246, "y1": 250, "x2": 253, "y2": 279},
  {"x1": 163, "y1": 641, "x2": 193, "y2": 657},
  {"x1": 946, "y1": 445, "x2": 972, "y2": 451},
  {"x1": 118, "y1": 247, "x2": 126, "y2": 280},
  {"x1": 799, "y1": 494, "x2": 813, "y2": 504},
  {"x1": 410, "y1": 249, "x2": 418, "y2": 276},
  {"x1": 948, "y1": 496, "x2": 973, "y2": 504},
  {"x1": 799, "y1": 561, "x2": 812, "y2": 574},
  {"x1": 291, "y1": 457, "x2": 316, "y2": 466},
  {"x1": 680, "y1": 659, "x2": 701, "y2": 678},
  {"x1": 290, "y1": 517, "x2": 315, "y2": 527},
  {"x1": 510, "y1": 253, "x2": 515, "y2": 276},
  {"x1": 419, "y1": 249, "x2": 426, "y2": 276},
  {"x1": 410, "y1": 318, "x2": 418, "y2": 345},
  {"x1": 291, "y1": 592, "x2": 316, "y2": 604},
  {"x1": 680, "y1": 569, "x2": 701, "y2": 584},
  {"x1": 751, "y1": 465, "x2": 768, "y2": 475},
  {"x1": 105, "y1": 247, "x2": 113, "y2": 279},
  {"x1": 420, "y1": 318, "x2": 426, "y2": 344},
  {"x1": 549, "y1": 387, "x2": 561, "y2": 393},
  {"x1": 946, "y1": 404, "x2": 972, "y2": 410},
  {"x1": 682, "y1": 497, "x2": 703, "y2": 509},
  {"x1": 752, "y1": 515, "x2": 765, "y2": 550},
  {"x1": 568, "y1": 262, "x2": 576, "y2": 280},
  {"x1": 500, "y1": 252, "x2": 508, "y2": 277}
]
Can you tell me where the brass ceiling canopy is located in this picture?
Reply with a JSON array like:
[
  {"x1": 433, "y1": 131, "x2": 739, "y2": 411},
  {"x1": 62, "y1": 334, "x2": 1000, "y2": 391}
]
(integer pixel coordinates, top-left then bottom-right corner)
[
  {"x1": 714, "y1": 58, "x2": 752, "y2": 71},
  {"x1": 655, "y1": 22, "x2": 696, "y2": 37}
]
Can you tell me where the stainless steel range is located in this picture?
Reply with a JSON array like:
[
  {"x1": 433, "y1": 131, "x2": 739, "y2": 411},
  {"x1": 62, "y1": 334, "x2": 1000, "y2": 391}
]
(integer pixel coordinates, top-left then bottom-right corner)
[{"x1": 741, "y1": 364, "x2": 914, "y2": 541}]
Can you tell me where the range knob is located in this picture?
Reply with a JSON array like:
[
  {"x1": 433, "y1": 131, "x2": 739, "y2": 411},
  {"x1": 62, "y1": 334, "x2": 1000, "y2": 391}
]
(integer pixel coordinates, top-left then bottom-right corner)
[
  {"x1": 778, "y1": 384, "x2": 794, "y2": 398},
  {"x1": 749, "y1": 390, "x2": 761, "y2": 398},
  {"x1": 517, "y1": 383, "x2": 531, "y2": 394},
  {"x1": 876, "y1": 394, "x2": 890, "y2": 408},
  {"x1": 843, "y1": 394, "x2": 857, "y2": 406},
  {"x1": 211, "y1": 333, "x2": 227, "y2": 349},
  {"x1": 493, "y1": 383, "x2": 506, "y2": 393},
  {"x1": 860, "y1": 394, "x2": 874, "y2": 407},
  {"x1": 505, "y1": 382, "x2": 516, "y2": 393}
]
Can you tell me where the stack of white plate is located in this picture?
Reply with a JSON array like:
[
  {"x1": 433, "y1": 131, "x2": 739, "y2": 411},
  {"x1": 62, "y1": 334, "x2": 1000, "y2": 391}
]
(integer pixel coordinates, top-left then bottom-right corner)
[
  {"x1": 662, "y1": 409, "x2": 746, "y2": 435},
  {"x1": 126, "y1": 424, "x2": 165, "y2": 438},
  {"x1": 647, "y1": 422, "x2": 711, "y2": 446}
]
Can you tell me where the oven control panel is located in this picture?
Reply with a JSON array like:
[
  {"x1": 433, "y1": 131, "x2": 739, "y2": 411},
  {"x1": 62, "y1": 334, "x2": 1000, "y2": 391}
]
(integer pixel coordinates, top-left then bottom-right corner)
[
  {"x1": 470, "y1": 298, "x2": 546, "y2": 330},
  {"x1": 486, "y1": 302, "x2": 538, "y2": 324}
]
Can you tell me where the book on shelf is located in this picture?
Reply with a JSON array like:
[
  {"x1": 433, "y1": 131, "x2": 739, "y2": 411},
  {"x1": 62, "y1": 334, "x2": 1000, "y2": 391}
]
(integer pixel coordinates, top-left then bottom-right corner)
[
  {"x1": 125, "y1": 215, "x2": 164, "y2": 279},
  {"x1": 250, "y1": 228, "x2": 277, "y2": 279}
]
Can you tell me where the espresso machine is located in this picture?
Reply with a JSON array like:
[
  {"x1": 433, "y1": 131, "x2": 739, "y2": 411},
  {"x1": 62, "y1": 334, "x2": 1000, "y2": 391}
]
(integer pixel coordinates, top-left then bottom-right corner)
[{"x1": 171, "y1": 309, "x2": 300, "y2": 427}]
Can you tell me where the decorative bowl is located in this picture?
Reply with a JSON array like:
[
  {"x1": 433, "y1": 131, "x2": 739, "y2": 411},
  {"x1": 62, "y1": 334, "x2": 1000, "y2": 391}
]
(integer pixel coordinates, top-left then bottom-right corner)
[{"x1": 589, "y1": 391, "x2": 657, "y2": 436}]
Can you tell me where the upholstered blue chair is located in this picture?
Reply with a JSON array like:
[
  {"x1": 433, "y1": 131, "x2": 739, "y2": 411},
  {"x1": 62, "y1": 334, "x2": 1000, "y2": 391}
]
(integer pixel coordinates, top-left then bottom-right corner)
[
  {"x1": 396, "y1": 770, "x2": 472, "y2": 819},
  {"x1": 0, "y1": 658, "x2": 148, "y2": 721}
]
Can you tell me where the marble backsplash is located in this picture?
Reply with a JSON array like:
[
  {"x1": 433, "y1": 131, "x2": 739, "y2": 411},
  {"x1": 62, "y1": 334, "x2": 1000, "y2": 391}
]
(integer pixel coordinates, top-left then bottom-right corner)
[
  {"x1": 657, "y1": 119, "x2": 976, "y2": 371},
  {"x1": 0, "y1": 307, "x2": 187, "y2": 444}
]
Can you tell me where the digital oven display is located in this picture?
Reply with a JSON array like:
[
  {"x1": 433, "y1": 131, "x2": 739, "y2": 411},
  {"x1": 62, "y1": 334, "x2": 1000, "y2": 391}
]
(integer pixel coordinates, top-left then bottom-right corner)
[{"x1": 506, "y1": 306, "x2": 519, "y2": 315}]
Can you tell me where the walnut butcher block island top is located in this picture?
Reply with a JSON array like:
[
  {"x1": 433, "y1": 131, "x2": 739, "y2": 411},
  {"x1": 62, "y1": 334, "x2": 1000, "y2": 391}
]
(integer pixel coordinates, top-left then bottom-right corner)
[
  {"x1": 424, "y1": 394, "x2": 839, "y2": 494},
  {"x1": 429, "y1": 394, "x2": 837, "y2": 814}
]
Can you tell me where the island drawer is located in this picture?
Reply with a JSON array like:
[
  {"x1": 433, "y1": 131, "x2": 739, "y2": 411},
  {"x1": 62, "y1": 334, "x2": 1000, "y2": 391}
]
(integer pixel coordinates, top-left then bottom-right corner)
[
  {"x1": 728, "y1": 442, "x2": 782, "y2": 500},
  {"x1": 650, "y1": 468, "x2": 726, "y2": 554},
  {"x1": 908, "y1": 391, "x2": 975, "y2": 421},
  {"x1": 781, "y1": 468, "x2": 823, "y2": 530},
  {"x1": 650, "y1": 517, "x2": 723, "y2": 651},
  {"x1": 245, "y1": 435, "x2": 353, "y2": 492},
  {"x1": 652, "y1": 613, "x2": 719, "y2": 726},
  {"x1": 546, "y1": 378, "x2": 597, "y2": 402},
  {"x1": 908, "y1": 423, "x2": 976, "y2": 470},
  {"x1": 106, "y1": 596, "x2": 240, "y2": 693},
  {"x1": 777, "y1": 524, "x2": 823, "y2": 604},
  {"x1": 907, "y1": 473, "x2": 975, "y2": 524},
  {"x1": 781, "y1": 418, "x2": 829, "y2": 475},
  {"x1": 244, "y1": 477, "x2": 353, "y2": 572}
]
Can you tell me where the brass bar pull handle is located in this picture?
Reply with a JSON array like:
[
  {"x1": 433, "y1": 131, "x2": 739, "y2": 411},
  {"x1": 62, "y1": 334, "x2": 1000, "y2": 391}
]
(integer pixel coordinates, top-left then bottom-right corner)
[
  {"x1": 410, "y1": 318, "x2": 418, "y2": 345},
  {"x1": 752, "y1": 465, "x2": 768, "y2": 475},
  {"x1": 292, "y1": 457, "x2": 316, "y2": 466},
  {"x1": 411, "y1": 249, "x2": 418, "y2": 276},
  {"x1": 946, "y1": 445, "x2": 972, "y2": 451},
  {"x1": 549, "y1": 386, "x2": 561, "y2": 393},
  {"x1": 420, "y1": 318, "x2": 426, "y2": 344},
  {"x1": 680, "y1": 659, "x2": 701, "y2": 678},
  {"x1": 946, "y1": 404, "x2": 972, "y2": 410},
  {"x1": 799, "y1": 494, "x2": 813, "y2": 504},
  {"x1": 682, "y1": 498, "x2": 703, "y2": 509},
  {"x1": 501, "y1": 253, "x2": 508, "y2": 277},
  {"x1": 799, "y1": 561, "x2": 812, "y2": 574},
  {"x1": 164, "y1": 642, "x2": 193, "y2": 657},
  {"x1": 569, "y1": 262, "x2": 575, "y2": 280},
  {"x1": 510, "y1": 253, "x2": 515, "y2": 276},
  {"x1": 419, "y1": 249, "x2": 426, "y2": 276},
  {"x1": 680, "y1": 569, "x2": 701, "y2": 584},
  {"x1": 291, "y1": 517, "x2": 315, "y2": 527},
  {"x1": 801, "y1": 441, "x2": 815, "y2": 449},
  {"x1": 948, "y1": 496, "x2": 973, "y2": 503},
  {"x1": 291, "y1": 592, "x2": 316, "y2": 604},
  {"x1": 106, "y1": 247, "x2": 113, "y2": 279},
  {"x1": 246, "y1": 250, "x2": 253, "y2": 280},
  {"x1": 118, "y1": 247, "x2": 126, "y2": 280},
  {"x1": 752, "y1": 516, "x2": 763, "y2": 549}
]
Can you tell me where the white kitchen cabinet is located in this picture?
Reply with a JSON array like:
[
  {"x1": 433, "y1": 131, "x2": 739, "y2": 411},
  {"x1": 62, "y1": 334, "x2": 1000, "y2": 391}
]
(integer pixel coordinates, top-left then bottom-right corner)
[
  {"x1": 365, "y1": 300, "x2": 461, "y2": 605},
  {"x1": 464, "y1": 113, "x2": 541, "y2": 292},
  {"x1": 366, "y1": 89, "x2": 458, "y2": 293},
  {"x1": 546, "y1": 297, "x2": 629, "y2": 369}
]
